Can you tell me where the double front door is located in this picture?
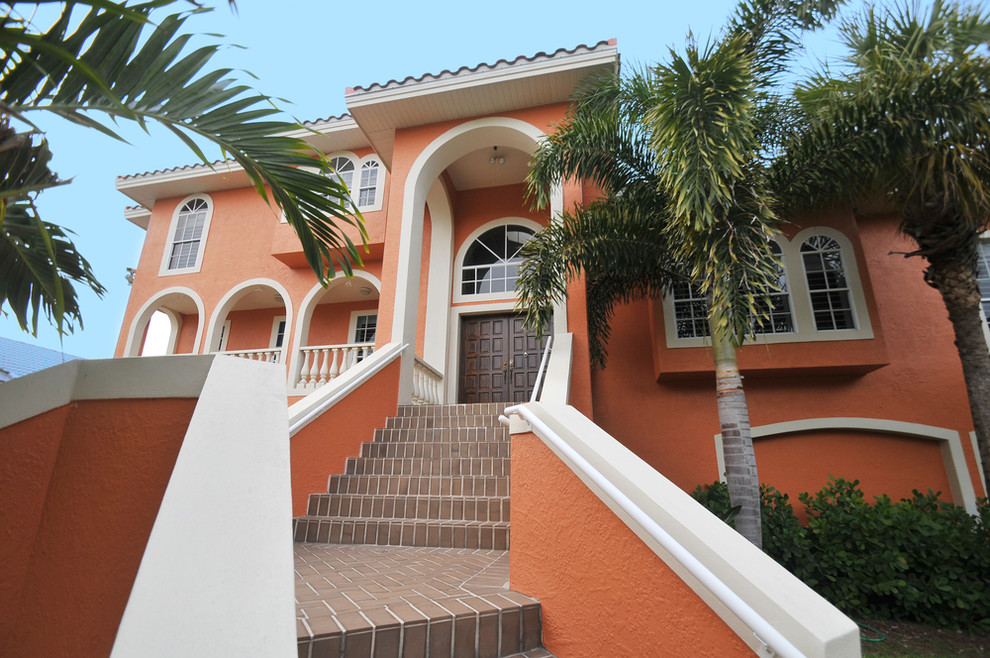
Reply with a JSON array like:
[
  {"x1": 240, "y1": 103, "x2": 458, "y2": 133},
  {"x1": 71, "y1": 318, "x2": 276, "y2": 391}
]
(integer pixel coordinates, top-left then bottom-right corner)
[{"x1": 459, "y1": 313, "x2": 548, "y2": 403}]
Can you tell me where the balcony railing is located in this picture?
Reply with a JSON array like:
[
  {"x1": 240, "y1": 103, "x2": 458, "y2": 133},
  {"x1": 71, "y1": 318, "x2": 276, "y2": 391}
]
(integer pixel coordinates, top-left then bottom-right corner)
[
  {"x1": 295, "y1": 343, "x2": 374, "y2": 389},
  {"x1": 221, "y1": 348, "x2": 283, "y2": 363},
  {"x1": 412, "y1": 358, "x2": 443, "y2": 405}
]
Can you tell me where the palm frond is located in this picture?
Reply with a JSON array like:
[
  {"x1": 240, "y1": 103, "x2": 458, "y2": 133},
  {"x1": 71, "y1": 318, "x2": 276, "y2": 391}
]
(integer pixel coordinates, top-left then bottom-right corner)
[{"x1": 0, "y1": 197, "x2": 105, "y2": 335}]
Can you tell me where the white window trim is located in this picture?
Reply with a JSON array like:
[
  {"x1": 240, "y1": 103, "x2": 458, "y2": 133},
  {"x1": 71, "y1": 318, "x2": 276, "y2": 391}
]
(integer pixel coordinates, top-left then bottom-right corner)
[
  {"x1": 348, "y1": 310, "x2": 378, "y2": 344},
  {"x1": 663, "y1": 226, "x2": 874, "y2": 348},
  {"x1": 452, "y1": 217, "x2": 543, "y2": 304},
  {"x1": 159, "y1": 194, "x2": 214, "y2": 276},
  {"x1": 354, "y1": 154, "x2": 385, "y2": 212},
  {"x1": 269, "y1": 315, "x2": 287, "y2": 349}
]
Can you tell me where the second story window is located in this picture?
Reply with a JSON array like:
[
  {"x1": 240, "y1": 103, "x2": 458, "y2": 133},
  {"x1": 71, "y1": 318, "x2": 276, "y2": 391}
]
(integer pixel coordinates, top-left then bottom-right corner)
[
  {"x1": 358, "y1": 160, "x2": 380, "y2": 207},
  {"x1": 161, "y1": 195, "x2": 213, "y2": 275},
  {"x1": 328, "y1": 156, "x2": 355, "y2": 191},
  {"x1": 800, "y1": 235, "x2": 855, "y2": 331}
]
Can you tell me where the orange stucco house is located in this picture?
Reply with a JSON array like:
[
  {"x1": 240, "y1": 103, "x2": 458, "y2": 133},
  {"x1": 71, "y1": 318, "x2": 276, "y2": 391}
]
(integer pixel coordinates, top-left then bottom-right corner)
[{"x1": 115, "y1": 40, "x2": 986, "y2": 514}]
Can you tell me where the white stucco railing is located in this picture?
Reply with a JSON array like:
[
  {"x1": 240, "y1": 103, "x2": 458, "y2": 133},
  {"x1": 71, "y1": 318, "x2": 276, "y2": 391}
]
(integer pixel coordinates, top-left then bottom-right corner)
[
  {"x1": 412, "y1": 358, "x2": 443, "y2": 405},
  {"x1": 500, "y1": 402, "x2": 860, "y2": 658},
  {"x1": 222, "y1": 348, "x2": 283, "y2": 363},
  {"x1": 294, "y1": 343, "x2": 374, "y2": 390}
]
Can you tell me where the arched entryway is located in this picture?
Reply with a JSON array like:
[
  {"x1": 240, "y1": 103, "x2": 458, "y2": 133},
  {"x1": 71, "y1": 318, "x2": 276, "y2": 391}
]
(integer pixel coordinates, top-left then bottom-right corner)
[
  {"x1": 204, "y1": 279, "x2": 293, "y2": 364},
  {"x1": 289, "y1": 272, "x2": 382, "y2": 392},
  {"x1": 394, "y1": 117, "x2": 568, "y2": 403},
  {"x1": 123, "y1": 287, "x2": 204, "y2": 357}
]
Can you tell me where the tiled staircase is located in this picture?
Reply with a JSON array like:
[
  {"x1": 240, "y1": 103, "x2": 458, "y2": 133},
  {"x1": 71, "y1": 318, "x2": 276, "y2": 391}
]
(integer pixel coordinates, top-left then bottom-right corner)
[{"x1": 293, "y1": 403, "x2": 552, "y2": 658}]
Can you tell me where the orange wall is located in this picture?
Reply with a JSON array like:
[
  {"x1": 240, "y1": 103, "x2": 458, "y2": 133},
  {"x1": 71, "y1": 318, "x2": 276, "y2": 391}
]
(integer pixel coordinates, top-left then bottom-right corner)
[
  {"x1": 308, "y1": 300, "x2": 379, "y2": 346},
  {"x1": 226, "y1": 307, "x2": 284, "y2": 351},
  {"x1": 175, "y1": 312, "x2": 199, "y2": 354},
  {"x1": 589, "y1": 210, "x2": 984, "y2": 501},
  {"x1": 510, "y1": 432, "x2": 751, "y2": 657},
  {"x1": 116, "y1": 181, "x2": 385, "y2": 359},
  {"x1": 290, "y1": 358, "x2": 401, "y2": 515},
  {"x1": 0, "y1": 398, "x2": 197, "y2": 657}
]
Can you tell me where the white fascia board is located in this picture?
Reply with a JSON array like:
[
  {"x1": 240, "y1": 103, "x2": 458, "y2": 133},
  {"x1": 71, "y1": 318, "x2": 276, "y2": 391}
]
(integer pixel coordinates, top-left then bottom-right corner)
[
  {"x1": 124, "y1": 206, "x2": 152, "y2": 230},
  {"x1": 345, "y1": 49, "x2": 618, "y2": 111}
]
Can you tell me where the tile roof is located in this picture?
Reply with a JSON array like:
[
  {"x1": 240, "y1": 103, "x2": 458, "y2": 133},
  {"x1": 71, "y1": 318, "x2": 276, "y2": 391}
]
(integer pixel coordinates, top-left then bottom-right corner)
[
  {"x1": 117, "y1": 114, "x2": 355, "y2": 181},
  {"x1": 0, "y1": 336, "x2": 82, "y2": 380},
  {"x1": 346, "y1": 40, "x2": 617, "y2": 94}
]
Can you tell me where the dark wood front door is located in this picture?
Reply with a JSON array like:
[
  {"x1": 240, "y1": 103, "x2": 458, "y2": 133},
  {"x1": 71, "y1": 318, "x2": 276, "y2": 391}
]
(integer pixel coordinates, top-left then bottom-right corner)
[{"x1": 459, "y1": 313, "x2": 548, "y2": 403}]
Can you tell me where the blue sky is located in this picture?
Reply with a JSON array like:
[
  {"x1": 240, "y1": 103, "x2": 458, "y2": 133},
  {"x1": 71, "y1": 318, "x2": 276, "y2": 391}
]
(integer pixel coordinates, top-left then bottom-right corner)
[{"x1": 0, "y1": 0, "x2": 855, "y2": 359}]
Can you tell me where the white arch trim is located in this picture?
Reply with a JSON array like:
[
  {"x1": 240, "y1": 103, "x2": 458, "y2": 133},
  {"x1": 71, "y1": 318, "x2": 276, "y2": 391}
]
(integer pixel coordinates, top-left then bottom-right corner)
[
  {"x1": 204, "y1": 278, "x2": 294, "y2": 357},
  {"x1": 123, "y1": 287, "x2": 205, "y2": 358},
  {"x1": 714, "y1": 417, "x2": 979, "y2": 513},
  {"x1": 423, "y1": 180, "x2": 453, "y2": 373},
  {"x1": 287, "y1": 271, "x2": 382, "y2": 392},
  {"x1": 393, "y1": 116, "x2": 563, "y2": 403}
]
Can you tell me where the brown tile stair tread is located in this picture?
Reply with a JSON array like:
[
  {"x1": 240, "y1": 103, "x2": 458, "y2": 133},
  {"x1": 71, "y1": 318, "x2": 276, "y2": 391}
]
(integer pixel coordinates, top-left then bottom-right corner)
[
  {"x1": 296, "y1": 544, "x2": 545, "y2": 658},
  {"x1": 307, "y1": 494, "x2": 510, "y2": 522}
]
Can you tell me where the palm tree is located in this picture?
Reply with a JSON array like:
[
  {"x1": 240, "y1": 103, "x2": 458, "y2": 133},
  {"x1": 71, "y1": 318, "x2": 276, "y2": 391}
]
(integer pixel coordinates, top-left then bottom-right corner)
[
  {"x1": 773, "y1": 0, "x2": 990, "y2": 495},
  {"x1": 0, "y1": 1, "x2": 364, "y2": 336},
  {"x1": 518, "y1": 0, "x2": 844, "y2": 547}
]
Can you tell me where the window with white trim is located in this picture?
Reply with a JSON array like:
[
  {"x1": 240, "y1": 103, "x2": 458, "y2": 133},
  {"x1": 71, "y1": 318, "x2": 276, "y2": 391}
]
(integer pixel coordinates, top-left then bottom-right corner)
[
  {"x1": 358, "y1": 160, "x2": 380, "y2": 207},
  {"x1": 460, "y1": 225, "x2": 535, "y2": 296},
  {"x1": 162, "y1": 196, "x2": 212, "y2": 274},
  {"x1": 352, "y1": 313, "x2": 377, "y2": 344},
  {"x1": 976, "y1": 241, "x2": 990, "y2": 327},
  {"x1": 664, "y1": 229, "x2": 872, "y2": 347},
  {"x1": 270, "y1": 316, "x2": 287, "y2": 349},
  {"x1": 328, "y1": 156, "x2": 355, "y2": 192},
  {"x1": 672, "y1": 241, "x2": 794, "y2": 339},
  {"x1": 800, "y1": 235, "x2": 855, "y2": 331}
]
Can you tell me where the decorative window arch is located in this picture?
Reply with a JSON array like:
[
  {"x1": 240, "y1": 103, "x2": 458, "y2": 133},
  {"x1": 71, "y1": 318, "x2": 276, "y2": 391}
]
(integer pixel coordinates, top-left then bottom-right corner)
[
  {"x1": 456, "y1": 222, "x2": 537, "y2": 299},
  {"x1": 322, "y1": 153, "x2": 384, "y2": 212},
  {"x1": 664, "y1": 228, "x2": 873, "y2": 347},
  {"x1": 160, "y1": 195, "x2": 213, "y2": 275}
]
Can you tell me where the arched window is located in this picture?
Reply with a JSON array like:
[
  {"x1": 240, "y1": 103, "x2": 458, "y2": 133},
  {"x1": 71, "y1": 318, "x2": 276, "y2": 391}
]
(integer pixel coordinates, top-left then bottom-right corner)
[
  {"x1": 358, "y1": 160, "x2": 380, "y2": 207},
  {"x1": 460, "y1": 224, "x2": 535, "y2": 295},
  {"x1": 671, "y1": 241, "x2": 794, "y2": 339},
  {"x1": 327, "y1": 156, "x2": 355, "y2": 191},
  {"x1": 162, "y1": 195, "x2": 212, "y2": 274},
  {"x1": 800, "y1": 235, "x2": 855, "y2": 331},
  {"x1": 754, "y1": 241, "x2": 794, "y2": 335}
]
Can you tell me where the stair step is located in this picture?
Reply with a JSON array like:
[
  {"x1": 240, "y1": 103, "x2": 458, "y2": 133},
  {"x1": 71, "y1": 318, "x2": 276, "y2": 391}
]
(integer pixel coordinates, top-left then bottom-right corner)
[
  {"x1": 397, "y1": 402, "x2": 506, "y2": 417},
  {"x1": 361, "y1": 441, "x2": 510, "y2": 459},
  {"x1": 327, "y1": 474, "x2": 509, "y2": 497},
  {"x1": 344, "y1": 456, "x2": 510, "y2": 477},
  {"x1": 296, "y1": 545, "x2": 543, "y2": 658},
  {"x1": 373, "y1": 426, "x2": 508, "y2": 443},
  {"x1": 294, "y1": 517, "x2": 510, "y2": 549},
  {"x1": 385, "y1": 415, "x2": 506, "y2": 430},
  {"x1": 307, "y1": 494, "x2": 510, "y2": 522}
]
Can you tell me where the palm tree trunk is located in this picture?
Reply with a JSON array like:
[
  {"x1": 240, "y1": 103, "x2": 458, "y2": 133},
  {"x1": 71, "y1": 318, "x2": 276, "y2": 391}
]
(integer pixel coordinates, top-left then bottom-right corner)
[
  {"x1": 711, "y1": 313, "x2": 763, "y2": 548},
  {"x1": 926, "y1": 248, "x2": 990, "y2": 497}
]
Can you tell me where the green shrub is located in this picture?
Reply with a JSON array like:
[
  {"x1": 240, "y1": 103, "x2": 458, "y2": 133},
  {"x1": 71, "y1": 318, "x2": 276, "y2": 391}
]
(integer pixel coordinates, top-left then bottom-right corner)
[{"x1": 691, "y1": 478, "x2": 990, "y2": 630}]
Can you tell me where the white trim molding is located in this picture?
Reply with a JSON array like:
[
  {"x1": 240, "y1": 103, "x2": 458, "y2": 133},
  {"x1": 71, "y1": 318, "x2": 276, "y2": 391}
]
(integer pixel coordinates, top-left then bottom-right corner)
[
  {"x1": 203, "y1": 278, "x2": 294, "y2": 356},
  {"x1": 714, "y1": 417, "x2": 979, "y2": 513}
]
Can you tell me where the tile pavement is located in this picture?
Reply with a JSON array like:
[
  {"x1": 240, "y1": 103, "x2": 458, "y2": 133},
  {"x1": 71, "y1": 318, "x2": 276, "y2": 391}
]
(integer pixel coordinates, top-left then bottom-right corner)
[{"x1": 295, "y1": 543, "x2": 551, "y2": 657}]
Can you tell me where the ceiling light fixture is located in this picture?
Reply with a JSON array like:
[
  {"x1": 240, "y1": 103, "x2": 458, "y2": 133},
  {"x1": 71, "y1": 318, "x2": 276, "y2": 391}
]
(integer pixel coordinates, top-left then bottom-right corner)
[{"x1": 489, "y1": 146, "x2": 504, "y2": 165}]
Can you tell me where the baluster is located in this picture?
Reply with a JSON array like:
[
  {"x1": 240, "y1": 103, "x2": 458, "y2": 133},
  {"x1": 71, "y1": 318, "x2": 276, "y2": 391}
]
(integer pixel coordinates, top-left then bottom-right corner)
[
  {"x1": 298, "y1": 349, "x2": 313, "y2": 388},
  {"x1": 323, "y1": 348, "x2": 336, "y2": 382},
  {"x1": 308, "y1": 349, "x2": 322, "y2": 388}
]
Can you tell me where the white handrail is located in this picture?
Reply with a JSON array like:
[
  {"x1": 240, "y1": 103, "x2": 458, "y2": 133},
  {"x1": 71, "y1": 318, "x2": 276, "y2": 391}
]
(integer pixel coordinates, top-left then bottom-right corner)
[
  {"x1": 502, "y1": 403, "x2": 804, "y2": 658},
  {"x1": 288, "y1": 343, "x2": 406, "y2": 436}
]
